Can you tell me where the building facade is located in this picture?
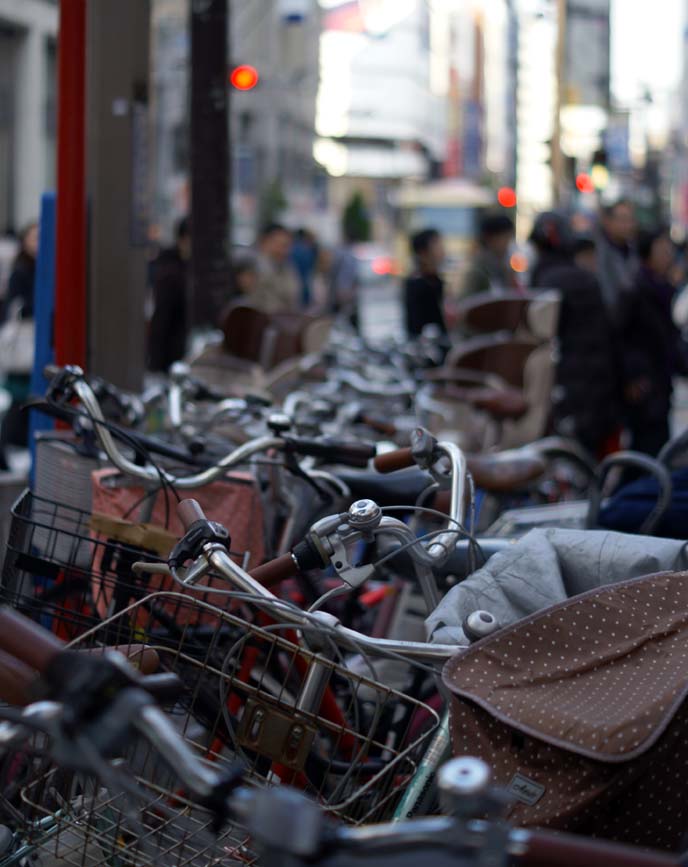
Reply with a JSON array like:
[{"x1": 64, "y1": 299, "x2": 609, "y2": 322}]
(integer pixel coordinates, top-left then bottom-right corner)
[
  {"x1": 0, "y1": 0, "x2": 58, "y2": 234},
  {"x1": 150, "y1": 0, "x2": 322, "y2": 244}
]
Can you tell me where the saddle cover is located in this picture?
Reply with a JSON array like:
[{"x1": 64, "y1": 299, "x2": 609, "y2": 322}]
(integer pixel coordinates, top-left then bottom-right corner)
[{"x1": 443, "y1": 570, "x2": 688, "y2": 851}]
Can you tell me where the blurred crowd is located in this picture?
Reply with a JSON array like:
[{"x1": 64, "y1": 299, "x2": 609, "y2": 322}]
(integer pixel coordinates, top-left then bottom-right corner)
[
  {"x1": 1, "y1": 197, "x2": 686, "y2": 467},
  {"x1": 404, "y1": 201, "x2": 688, "y2": 460},
  {"x1": 147, "y1": 220, "x2": 360, "y2": 374}
]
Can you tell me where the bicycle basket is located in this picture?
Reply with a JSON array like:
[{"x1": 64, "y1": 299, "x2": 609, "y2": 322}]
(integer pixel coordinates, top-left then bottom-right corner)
[
  {"x1": 64, "y1": 591, "x2": 441, "y2": 825},
  {"x1": 21, "y1": 768, "x2": 256, "y2": 867},
  {"x1": 0, "y1": 490, "x2": 253, "y2": 641}
]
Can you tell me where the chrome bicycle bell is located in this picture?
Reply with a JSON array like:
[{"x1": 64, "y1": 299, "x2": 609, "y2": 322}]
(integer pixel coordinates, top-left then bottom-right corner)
[{"x1": 347, "y1": 499, "x2": 383, "y2": 531}]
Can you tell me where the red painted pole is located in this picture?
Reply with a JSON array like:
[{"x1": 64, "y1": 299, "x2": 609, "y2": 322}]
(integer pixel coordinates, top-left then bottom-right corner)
[{"x1": 54, "y1": 0, "x2": 87, "y2": 369}]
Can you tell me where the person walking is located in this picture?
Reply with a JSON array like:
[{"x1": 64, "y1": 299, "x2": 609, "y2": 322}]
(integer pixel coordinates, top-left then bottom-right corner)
[
  {"x1": 529, "y1": 211, "x2": 572, "y2": 288},
  {"x1": 620, "y1": 228, "x2": 688, "y2": 456},
  {"x1": 403, "y1": 228, "x2": 447, "y2": 339},
  {"x1": 461, "y1": 213, "x2": 516, "y2": 296},
  {"x1": 148, "y1": 217, "x2": 191, "y2": 373},
  {"x1": 251, "y1": 223, "x2": 300, "y2": 313},
  {"x1": 531, "y1": 224, "x2": 622, "y2": 457},
  {"x1": 290, "y1": 228, "x2": 319, "y2": 308},
  {"x1": 0, "y1": 221, "x2": 39, "y2": 461},
  {"x1": 595, "y1": 199, "x2": 638, "y2": 325}
]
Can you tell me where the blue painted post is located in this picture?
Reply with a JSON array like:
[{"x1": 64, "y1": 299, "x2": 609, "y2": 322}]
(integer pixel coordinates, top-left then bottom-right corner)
[{"x1": 29, "y1": 192, "x2": 57, "y2": 483}]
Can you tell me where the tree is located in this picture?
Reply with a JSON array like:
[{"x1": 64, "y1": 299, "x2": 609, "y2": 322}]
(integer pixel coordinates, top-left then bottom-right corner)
[
  {"x1": 258, "y1": 178, "x2": 287, "y2": 228},
  {"x1": 342, "y1": 190, "x2": 371, "y2": 242}
]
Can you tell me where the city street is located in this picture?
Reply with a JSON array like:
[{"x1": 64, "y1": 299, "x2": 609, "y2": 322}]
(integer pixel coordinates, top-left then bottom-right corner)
[{"x1": 1, "y1": 3, "x2": 688, "y2": 863}]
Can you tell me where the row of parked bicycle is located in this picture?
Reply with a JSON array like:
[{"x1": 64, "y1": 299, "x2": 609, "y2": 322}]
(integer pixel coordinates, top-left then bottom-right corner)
[{"x1": 0, "y1": 309, "x2": 685, "y2": 866}]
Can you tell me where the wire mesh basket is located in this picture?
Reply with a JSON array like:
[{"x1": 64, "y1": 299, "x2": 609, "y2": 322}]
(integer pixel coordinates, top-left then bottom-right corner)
[
  {"x1": 1, "y1": 490, "x2": 253, "y2": 641},
  {"x1": 21, "y1": 769, "x2": 256, "y2": 867},
  {"x1": 17, "y1": 593, "x2": 439, "y2": 865}
]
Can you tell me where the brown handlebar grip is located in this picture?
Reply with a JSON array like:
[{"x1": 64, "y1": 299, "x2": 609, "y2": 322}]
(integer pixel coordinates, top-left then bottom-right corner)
[
  {"x1": 372, "y1": 447, "x2": 414, "y2": 474},
  {"x1": 0, "y1": 607, "x2": 64, "y2": 674},
  {"x1": 360, "y1": 414, "x2": 398, "y2": 437},
  {"x1": 178, "y1": 499, "x2": 206, "y2": 531},
  {"x1": 517, "y1": 829, "x2": 679, "y2": 867},
  {"x1": 79, "y1": 644, "x2": 160, "y2": 676},
  {"x1": 249, "y1": 553, "x2": 299, "y2": 589},
  {"x1": 0, "y1": 649, "x2": 37, "y2": 706}
]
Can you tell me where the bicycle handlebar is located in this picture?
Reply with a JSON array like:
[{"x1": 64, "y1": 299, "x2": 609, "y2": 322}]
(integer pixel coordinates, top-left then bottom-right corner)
[
  {"x1": 514, "y1": 828, "x2": 678, "y2": 867},
  {"x1": 0, "y1": 607, "x2": 64, "y2": 673},
  {"x1": 0, "y1": 649, "x2": 37, "y2": 706},
  {"x1": 48, "y1": 370, "x2": 376, "y2": 486},
  {"x1": 285, "y1": 436, "x2": 376, "y2": 468},
  {"x1": 248, "y1": 552, "x2": 301, "y2": 588},
  {"x1": 373, "y1": 447, "x2": 414, "y2": 473}
]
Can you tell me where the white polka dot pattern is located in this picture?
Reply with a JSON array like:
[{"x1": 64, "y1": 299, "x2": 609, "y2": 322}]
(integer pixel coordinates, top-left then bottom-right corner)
[{"x1": 442, "y1": 570, "x2": 688, "y2": 851}]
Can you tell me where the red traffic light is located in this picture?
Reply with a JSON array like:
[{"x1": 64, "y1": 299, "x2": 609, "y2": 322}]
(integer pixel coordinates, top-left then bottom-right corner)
[
  {"x1": 230, "y1": 64, "x2": 259, "y2": 91},
  {"x1": 497, "y1": 187, "x2": 517, "y2": 208},
  {"x1": 575, "y1": 173, "x2": 594, "y2": 194}
]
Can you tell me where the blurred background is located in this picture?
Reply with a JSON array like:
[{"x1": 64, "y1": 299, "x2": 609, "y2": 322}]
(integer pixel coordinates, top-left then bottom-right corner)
[{"x1": 0, "y1": 0, "x2": 686, "y2": 381}]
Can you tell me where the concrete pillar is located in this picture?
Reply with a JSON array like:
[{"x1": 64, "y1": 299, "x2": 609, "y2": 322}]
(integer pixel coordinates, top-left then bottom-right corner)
[
  {"x1": 86, "y1": 0, "x2": 151, "y2": 391},
  {"x1": 14, "y1": 24, "x2": 44, "y2": 227}
]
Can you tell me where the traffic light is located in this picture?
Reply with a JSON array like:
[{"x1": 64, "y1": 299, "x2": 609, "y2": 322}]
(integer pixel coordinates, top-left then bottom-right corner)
[
  {"x1": 575, "y1": 173, "x2": 594, "y2": 194},
  {"x1": 497, "y1": 187, "x2": 517, "y2": 208},
  {"x1": 230, "y1": 64, "x2": 259, "y2": 91},
  {"x1": 591, "y1": 148, "x2": 609, "y2": 190}
]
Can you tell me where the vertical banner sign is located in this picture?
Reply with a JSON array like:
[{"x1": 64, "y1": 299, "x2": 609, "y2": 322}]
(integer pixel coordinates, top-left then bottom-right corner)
[
  {"x1": 29, "y1": 192, "x2": 57, "y2": 481},
  {"x1": 564, "y1": 0, "x2": 610, "y2": 108},
  {"x1": 189, "y1": 0, "x2": 231, "y2": 326}
]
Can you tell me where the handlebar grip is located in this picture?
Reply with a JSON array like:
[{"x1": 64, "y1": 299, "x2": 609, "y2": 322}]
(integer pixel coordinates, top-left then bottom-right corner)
[
  {"x1": 0, "y1": 649, "x2": 37, "y2": 706},
  {"x1": 0, "y1": 607, "x2": 64, "y2": 674},
  {"x1": 373, "y1": 447, "x2": 414, "y2": 474},
  {"x1": 358, "y1": 414, "x2": 398, "y2": 437},
  {"x1": 178, "y1": 499, "x2": 207, "y2": 531},
  {"x1": 287, "y1": 437, "x2": 376, "y2": 468},
  {"x1": 249, "y1": 553, "x2": 299, "y2": 589},
  {"x1": 517, "y1": 829, "x2": 678, "y2": 867}
]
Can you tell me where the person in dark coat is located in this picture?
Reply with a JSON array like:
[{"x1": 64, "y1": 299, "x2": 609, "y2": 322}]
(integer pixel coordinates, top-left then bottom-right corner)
[
  {"x1": 403, "y1": 228, "x2": 447, "y2": 338},
  {"x1": 2, "y1": 221, "x2": 37, "y2": 323},
  {"x1": 532, "y1": 231, "x2": 622, "y2": 456},
  {"x1": 620, "y1": 228, "x2": 688, "y2": 456},
  {"x1": 148, "y1": 217, "x2": 190, "y2": 373},
  {"x1": 595, "y1": 199, "x2": 638, "y2": 326},
  {"x1": 529, "y1": 211, "x2": 571, "y2": 288},
  {"x1": 462, "y1": 214, "x2": 516, "y2": 296},
  {"x1": 0, "y1": 221, "x2": 39, "y2": 461}
]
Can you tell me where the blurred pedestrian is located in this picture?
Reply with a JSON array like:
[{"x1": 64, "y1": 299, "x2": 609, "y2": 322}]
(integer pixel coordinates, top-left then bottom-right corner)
[
  {"x1": 252, "y1": 223, "x2": 300, "y2": 313},
  {"x1": 327, "y1": 228, "x2": 360, "y2": 330},
  {"x1": 228, "y1": 258, "x2": 259, "y2": 301},
  {"x1": 620, "y1": 228, "x2": 688, "y2": 456},
  {"x1": 290, "y1": 228, "x2": 319, "y2": 308},
  {"x1": 148, "y1": 216, "x2": 190, "y2": 373},
  {"x1": 404, "y1": 228, "x2": 447, "y2": 338},
  {"x1": 595, "y1": 199, "x2": 638, "y2": 325},
  {"x1": 529, "y1": 211, "x2": 571, "y2": 288},
  {"x1": 531, "y1": 223, "x2": 622, "y2": 457},
  {"x1": 461, "y1": 213, "x2": 515, "y2": 296},
  {"x1": 0, "y1": 221, "x2": 39, "y2": 460}
]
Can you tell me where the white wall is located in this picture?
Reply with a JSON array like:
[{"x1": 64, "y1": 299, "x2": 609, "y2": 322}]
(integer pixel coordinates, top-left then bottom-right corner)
[{"x1": 0, "y1": 0, "x2": 58, "y2": 229}]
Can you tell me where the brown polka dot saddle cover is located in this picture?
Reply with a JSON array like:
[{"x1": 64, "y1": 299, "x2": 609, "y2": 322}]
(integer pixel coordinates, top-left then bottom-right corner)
[{"x1": 442, "y1": 570, "x2": 688, "y2": 851}]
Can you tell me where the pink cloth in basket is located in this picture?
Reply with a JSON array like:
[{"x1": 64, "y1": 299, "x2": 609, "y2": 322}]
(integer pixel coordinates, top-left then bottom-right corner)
[{"x1": 90, "y1": 468, "x2": 266, "y2": 624}]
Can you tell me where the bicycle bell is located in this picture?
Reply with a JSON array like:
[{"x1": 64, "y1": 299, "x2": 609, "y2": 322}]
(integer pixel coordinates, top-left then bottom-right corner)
[{"x1": 347, "y1": 499, "x2": 383, "y2": 531}]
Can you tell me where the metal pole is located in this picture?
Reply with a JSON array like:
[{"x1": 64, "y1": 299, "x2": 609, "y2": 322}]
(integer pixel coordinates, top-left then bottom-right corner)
[{"x1": 189, "y1": 0, "x2": 231, "y2": 327}]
